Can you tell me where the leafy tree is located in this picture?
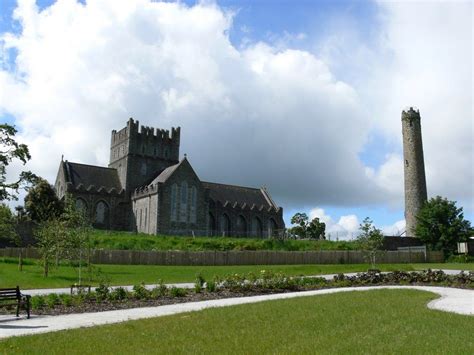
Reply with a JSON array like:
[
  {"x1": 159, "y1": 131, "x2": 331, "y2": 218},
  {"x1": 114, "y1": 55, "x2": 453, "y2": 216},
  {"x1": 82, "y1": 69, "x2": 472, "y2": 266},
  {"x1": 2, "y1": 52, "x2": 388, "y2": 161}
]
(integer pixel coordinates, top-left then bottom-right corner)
[
  {"x1": 356, "y1": 217, "x2": 384, "y2": 269},
  {"x1": 35, "y1": 218, "x2": 66, "y2": 277},
  {"x1": 415, "y1": 196, "x2": 472, "y2": 257},
  {"x1": 307, "y1": 217, "x2": 326, "y2": 240},
  {"x1": 289, "y1": 213, "x2": 326, "y2": 240},
  {"x1": 61, "y1": 196, "x2": 93, "y2": 285},
  {"x1": 0, "y1": 203, "x2": 17, "y2": 245},
  {"x1": 290, "y1": 213, "x2": 309, "y2": 238},
  {"x1": 0, "y1": 123, "x2": 37, "y2": 201},
  {"x1": 24, "y1": 178, "x2": 64, "y2": 222}
]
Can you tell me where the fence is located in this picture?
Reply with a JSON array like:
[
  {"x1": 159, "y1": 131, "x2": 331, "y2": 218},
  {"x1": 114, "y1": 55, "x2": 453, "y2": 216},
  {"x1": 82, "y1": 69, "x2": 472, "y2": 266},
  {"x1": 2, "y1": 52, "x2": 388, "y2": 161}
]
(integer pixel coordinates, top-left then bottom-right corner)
[{"x1": 0, "y1": 248, "x2": 444, "y2": 265}]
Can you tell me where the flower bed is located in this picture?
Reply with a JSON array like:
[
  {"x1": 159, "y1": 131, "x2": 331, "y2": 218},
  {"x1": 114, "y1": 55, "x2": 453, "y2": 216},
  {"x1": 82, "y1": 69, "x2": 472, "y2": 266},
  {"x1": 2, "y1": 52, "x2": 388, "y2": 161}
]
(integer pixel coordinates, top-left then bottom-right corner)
[{"x1": 2, "y1": 270, "x2": 472, "y2": 316}]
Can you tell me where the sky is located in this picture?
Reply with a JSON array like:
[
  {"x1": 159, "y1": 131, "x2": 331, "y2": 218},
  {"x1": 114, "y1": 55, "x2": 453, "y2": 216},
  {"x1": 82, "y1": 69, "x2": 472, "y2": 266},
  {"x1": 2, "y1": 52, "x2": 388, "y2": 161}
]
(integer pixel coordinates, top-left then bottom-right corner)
[{"x1": 0, "y1": 0, "x2": 472, "y2": 239}]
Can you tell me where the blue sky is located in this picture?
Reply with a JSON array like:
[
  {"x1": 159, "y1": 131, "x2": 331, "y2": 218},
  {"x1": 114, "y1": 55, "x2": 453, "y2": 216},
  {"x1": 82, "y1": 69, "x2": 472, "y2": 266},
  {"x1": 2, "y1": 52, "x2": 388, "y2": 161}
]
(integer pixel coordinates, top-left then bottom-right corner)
[{"x1": 0, "y1": 0, "x2": 472, "y2": 236}]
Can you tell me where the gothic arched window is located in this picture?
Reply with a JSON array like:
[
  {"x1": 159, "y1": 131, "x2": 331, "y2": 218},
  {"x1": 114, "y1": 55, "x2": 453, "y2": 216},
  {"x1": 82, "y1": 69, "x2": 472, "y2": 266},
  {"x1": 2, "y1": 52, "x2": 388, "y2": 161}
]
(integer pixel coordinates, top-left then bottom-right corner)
[
  {"x1": 180, "y1": 181, "x2": 188, "y2": 222},
  {"x1": 75, "y1": 198, "x2": 87, "y2": 215},
  {"x1": 251, "y1": 217, "x2": 263, "y2": 238},
  {"x1": 220, "y1": 214, "x2": 231, "y2": 236},
  {"x1": 190, "y1": 186, "x2": 197, "y2": 223},
  {"x1": 94, "y1": 201, "x2": 109, "y2": 226},
  {"x1": 170, "y1": 184, "x2": 178, "y2": 221}
]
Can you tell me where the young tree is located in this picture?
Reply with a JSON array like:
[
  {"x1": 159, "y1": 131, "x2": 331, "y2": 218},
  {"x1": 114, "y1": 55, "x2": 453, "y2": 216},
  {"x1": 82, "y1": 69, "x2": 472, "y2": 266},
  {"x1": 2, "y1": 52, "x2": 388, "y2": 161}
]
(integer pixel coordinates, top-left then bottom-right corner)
[
  {"x1": 415, "y1": 196, "x2": 472, "y2": 257},
  {"x1": 35, "y1": 218, "x2": 66, "y2": 277},
  {"x1": 0, "y1": 123, "x2": 37, "y2": 201},
  {"x1": 356, "y1": 217, "x2": 384, "y2": 269},
  {"x1": 61, "y1": 196, "x2": 93, "y2": 285},
  {"x1": 24, "y1": 178, "x2": 64, "y2": 222}
]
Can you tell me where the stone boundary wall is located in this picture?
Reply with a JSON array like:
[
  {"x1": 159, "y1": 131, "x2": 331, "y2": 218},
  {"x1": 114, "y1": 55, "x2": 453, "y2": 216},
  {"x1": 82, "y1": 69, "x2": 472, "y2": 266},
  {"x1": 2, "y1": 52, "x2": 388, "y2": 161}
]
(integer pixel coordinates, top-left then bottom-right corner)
[{"x1": 0, "y1": 248, "x2": 444, "y2": 265}]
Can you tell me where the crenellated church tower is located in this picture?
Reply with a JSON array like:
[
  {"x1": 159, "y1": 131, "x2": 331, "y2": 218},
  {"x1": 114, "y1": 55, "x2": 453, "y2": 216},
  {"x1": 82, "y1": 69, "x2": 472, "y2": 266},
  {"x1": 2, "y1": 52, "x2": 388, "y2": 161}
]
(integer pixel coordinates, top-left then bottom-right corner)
[
  {"x1": 109, "y1": 118, "x2": 180, "y2": 192},
  {"x1": 402, "y1": 107, "x2": 427, "y2": 236}
]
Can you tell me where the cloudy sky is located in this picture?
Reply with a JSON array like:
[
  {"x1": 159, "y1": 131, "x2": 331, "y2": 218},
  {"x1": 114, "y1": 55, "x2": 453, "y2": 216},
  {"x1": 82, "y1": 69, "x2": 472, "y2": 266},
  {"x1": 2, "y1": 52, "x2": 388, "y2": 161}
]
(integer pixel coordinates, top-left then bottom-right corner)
[{"x1": 0, "y1": 0, "x2": 472, "y2": 239}]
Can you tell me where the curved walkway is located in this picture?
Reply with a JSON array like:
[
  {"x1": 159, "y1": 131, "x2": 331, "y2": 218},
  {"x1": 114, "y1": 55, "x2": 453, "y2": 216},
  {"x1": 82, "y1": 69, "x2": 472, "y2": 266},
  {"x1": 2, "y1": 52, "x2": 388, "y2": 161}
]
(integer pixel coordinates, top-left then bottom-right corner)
[{"x1": 0, "y1": 286, "x2": 472, "y2": 340}]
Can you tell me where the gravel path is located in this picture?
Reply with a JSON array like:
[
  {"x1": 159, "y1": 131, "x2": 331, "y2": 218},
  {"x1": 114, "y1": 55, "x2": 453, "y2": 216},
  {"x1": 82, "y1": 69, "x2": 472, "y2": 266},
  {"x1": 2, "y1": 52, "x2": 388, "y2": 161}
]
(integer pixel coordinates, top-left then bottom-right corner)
[{"x1": 0, "y1": 285, "x2": 472, "y2": 340}]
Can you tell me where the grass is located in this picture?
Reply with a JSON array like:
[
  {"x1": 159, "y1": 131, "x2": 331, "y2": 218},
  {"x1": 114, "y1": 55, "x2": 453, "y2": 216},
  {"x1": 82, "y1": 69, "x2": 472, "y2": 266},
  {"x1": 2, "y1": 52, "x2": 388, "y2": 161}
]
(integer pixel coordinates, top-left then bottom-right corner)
[
  {"x1": 1, "y1": 289, "x2": 473, "y2": 354},
  {"x1": 88, "y1": 229, "x2": 359, "y2": 251},
  {"x1": 1, "y1": 257, "x2": 472, "y2": 289}
]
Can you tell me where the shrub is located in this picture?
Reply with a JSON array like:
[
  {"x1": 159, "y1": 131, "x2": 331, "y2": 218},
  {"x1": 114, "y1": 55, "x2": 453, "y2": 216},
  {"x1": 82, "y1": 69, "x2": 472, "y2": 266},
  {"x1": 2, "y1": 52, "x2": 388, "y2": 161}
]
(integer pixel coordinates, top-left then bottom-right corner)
[
  {"x1": 30, "y1": 295, "x2": 46, "y2": 309},
  {"x1": 205, "y1": 279, "x2": 217, "y2": 293},
  {"x1": 133, "y1": 283, "x2": 150, "y2": 300},
  {"x1": 151, "y1": 279, "x2": 167, "y2": 298},
  {"x1": 45, "y1": 293, "x2": 60, "y2": 308},
  {"x1": 109, "y1": 287, "x2": 128, "y2": 301},
  {"x1": 194, "y1": 273, "x2": 205, "y2": 293},
  {"x1": 169, "y1": 287, "x2": 187, "y2": 298},
  {"x1": 59, "y1": 294, "x2": 73, "y2": 307},
  {"x1": 95, "y1": 283, "x2": 110, "y2": 301}
]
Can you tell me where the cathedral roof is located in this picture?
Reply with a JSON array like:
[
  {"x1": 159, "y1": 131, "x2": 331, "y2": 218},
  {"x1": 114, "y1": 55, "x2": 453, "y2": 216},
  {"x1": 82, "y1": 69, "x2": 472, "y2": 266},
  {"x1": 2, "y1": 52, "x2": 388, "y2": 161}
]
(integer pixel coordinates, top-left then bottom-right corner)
[
  {"x1": 63, "y1": 161, "x2": 122, "y2": 191},
  {"x1": 202, "y1": 181, "x2": 275, "y2": 208}
]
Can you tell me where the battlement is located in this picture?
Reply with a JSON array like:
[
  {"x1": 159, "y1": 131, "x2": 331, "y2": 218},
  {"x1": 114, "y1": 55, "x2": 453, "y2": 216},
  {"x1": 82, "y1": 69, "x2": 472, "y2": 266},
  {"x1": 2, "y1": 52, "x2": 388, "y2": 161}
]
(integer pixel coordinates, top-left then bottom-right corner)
[
  {"x1": 111, "y1": 118, "x2": 180, "y2": 144},
  {"x1": 402, "y1": 107, "x2": 420, "y2": 121}
]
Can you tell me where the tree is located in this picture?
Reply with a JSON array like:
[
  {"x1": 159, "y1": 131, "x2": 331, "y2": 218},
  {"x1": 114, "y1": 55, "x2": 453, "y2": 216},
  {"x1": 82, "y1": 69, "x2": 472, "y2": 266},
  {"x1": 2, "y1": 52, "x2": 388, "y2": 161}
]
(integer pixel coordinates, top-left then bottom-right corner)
[
  {"x1": 290, "y1": 213, "x2": 309, "y2": 238},
  {"x1": 24, "y1": 178, "x2": 64, "y2": 222},
  {"x1": 61, "y1": 196, "x2": 93, "y2": 285},
  {"x1": 35, "y1": 218, "x2": 66, "y2": 277},
  {"x1": 307, "y1": 217, "x2": 326, "y2": 240},
  {"x1": 289, "y1": 213, "x2": 326, "y2": 240},
  {"x1": 356, "y1": 217, "x2": 384, "y2": 269},
  {"x1": 415, "y1": 196, "x2": 472, "y2": 257},
  {"x1": 0, "y1": 203, "x2": 17, "y2": 245},
  {"x1": 0, "y1": 123, "x2": 37, "y2": 201}
]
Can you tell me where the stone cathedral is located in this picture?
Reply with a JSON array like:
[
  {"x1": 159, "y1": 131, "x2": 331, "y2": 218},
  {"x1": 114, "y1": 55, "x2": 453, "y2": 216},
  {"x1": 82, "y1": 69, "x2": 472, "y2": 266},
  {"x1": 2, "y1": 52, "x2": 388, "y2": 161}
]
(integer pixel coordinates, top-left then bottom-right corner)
[{"x1": 54, "y1": 118, "x2": 285, "y2": 237}]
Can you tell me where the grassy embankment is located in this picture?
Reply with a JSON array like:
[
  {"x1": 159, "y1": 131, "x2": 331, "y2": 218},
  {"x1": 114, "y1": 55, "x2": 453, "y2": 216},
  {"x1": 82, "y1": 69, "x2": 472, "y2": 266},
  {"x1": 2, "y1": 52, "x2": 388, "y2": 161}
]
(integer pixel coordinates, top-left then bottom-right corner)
[
  {"x1": 87, "y1": 229, "x2": 359, "y2": 251},
  {"x1": 1, "y1": 289, "x2": 473, "y2": 353},
  {"x1": 1, "y1": 257, "x2": 472, "y2": 289}
]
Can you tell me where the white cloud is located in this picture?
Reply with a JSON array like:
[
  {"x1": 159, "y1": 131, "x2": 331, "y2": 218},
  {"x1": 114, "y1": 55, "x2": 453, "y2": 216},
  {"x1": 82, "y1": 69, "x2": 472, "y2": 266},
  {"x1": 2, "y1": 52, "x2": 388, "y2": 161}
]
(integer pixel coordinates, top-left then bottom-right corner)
[
  {"x1": 309, "y1": 207, "x2": 360, "y2": 240},
  {"x1": 381, "y1": 219, "x2": 406, "y2": 237},
  {"x1": 366, "y1": 1, "x2": 473, "y2": 210},
  {"x1": 0, "y1": 0, "x2": 384, "y2": 209},
  {"x1": 0, "y1": 0, "x2": 471, "y2": 222}
]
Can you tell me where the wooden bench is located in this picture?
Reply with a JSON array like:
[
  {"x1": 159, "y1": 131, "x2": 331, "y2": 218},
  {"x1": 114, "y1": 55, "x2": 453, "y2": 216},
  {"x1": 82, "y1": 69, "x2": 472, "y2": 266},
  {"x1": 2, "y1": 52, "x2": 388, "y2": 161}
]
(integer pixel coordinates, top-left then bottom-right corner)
[{"x1": 0, "y1": 286, "x2": 31, "y2": 319}]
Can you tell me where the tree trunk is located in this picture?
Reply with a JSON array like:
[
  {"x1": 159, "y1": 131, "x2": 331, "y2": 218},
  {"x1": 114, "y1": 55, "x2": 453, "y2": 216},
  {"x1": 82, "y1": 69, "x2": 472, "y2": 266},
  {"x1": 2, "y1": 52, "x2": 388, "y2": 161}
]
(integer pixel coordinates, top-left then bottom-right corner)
[{"x1": 18, "y1": 248, "x2": 23, "y2": 272}]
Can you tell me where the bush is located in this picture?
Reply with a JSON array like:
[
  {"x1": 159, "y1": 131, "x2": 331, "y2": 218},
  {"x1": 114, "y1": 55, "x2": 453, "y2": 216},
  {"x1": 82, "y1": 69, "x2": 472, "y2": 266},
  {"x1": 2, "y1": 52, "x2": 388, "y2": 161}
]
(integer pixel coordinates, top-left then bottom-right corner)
[
  {"x1": 30, "y1": 295, "x2": 46, "y2": 309},
  {"x1": 109, "y1": 287, "x2": 128, "y2": 301},
  {"x1": 59, "y1": 294, "x2": 73, "y2": 307},
  {"x1": 133, "y1": 283, "x2": 150, "y2": 300},
  {"x1": 45, "y1": 293, "x2": 60, "y2": 308},
  {"x1": 194, "y1": 273, "x2": 205, "y2": 293},
  {"x1": 169, "y1": 287, "x2": 187, "y2": 298},
  {"x1": 151, "y1": 279, "x2": 167, "y2": 298},
  {"x1": 205, "y1": 279, "x2": 217, "y2": 293},
  {"x1": 95, "y1": 283, "x2": 110, "y2": 301}
]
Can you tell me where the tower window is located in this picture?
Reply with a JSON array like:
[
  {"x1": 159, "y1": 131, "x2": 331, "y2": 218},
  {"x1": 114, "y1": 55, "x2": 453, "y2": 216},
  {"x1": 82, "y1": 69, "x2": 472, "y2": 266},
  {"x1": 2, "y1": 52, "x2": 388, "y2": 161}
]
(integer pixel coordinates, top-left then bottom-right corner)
[{"x1": 405, "y1": 160, "x2": 409, "y2": 167}]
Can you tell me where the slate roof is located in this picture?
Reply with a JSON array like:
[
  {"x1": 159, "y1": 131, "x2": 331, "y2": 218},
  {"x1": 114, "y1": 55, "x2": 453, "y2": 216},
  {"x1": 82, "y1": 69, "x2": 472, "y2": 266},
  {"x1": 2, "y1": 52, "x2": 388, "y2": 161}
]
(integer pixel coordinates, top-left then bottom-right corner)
[
  {"x1": 202, "y1": 181, "x2": 272, "y2": 207},
  {"x1": 151, "y1": 162, "x2": 181, "y2": 184},
  {"x1": 64, "y1": 161, "x2": 122, "y2": 191}
]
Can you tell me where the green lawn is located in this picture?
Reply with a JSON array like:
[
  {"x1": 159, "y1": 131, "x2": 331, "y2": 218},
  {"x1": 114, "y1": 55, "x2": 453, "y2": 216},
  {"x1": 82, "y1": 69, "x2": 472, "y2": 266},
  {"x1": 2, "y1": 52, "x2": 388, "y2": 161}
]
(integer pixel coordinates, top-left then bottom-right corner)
[
  {"x1": 1, "y1": 289, "x2": 473, "y2": 354},
  {"x1": 1, "y1": 258, "x2": 472, "y2": 289},
  {"x1": 87, "y1": 229, "x2": 358, "y2": 251}
]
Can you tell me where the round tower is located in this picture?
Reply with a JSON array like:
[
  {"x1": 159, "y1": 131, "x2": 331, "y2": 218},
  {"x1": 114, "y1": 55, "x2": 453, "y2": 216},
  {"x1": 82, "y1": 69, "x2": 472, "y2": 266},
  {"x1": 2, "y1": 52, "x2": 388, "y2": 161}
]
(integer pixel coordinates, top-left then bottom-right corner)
[{"x1": 402, "y1": 107, "x2": 427, "y2": 236}]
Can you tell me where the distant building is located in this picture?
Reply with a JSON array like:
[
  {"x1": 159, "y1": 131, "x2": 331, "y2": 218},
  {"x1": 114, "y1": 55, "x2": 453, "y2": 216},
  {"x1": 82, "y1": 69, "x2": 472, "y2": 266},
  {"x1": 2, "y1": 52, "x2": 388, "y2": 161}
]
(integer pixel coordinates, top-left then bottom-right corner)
[{"x1": 54, "y1": 118, "x2": 285, "y2": 236}]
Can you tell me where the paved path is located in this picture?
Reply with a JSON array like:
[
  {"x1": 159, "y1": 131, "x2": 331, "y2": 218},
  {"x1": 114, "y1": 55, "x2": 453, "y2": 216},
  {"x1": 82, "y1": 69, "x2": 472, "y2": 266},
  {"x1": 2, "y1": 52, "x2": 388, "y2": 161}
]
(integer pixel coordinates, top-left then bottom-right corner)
[
  {"x1": 22, "y1": 269, "x2": 468, "y2": 296},
  {"x1": 0, "y1": 286, "x2": 472, "y2": 340}
]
